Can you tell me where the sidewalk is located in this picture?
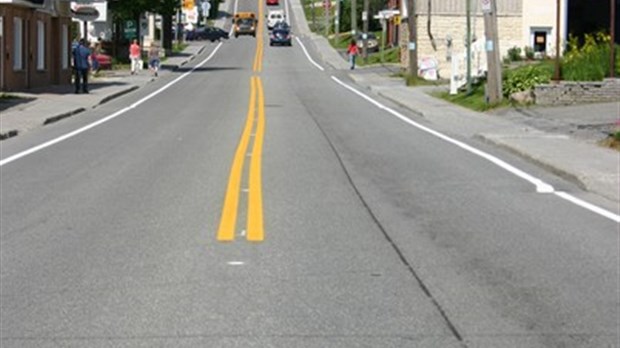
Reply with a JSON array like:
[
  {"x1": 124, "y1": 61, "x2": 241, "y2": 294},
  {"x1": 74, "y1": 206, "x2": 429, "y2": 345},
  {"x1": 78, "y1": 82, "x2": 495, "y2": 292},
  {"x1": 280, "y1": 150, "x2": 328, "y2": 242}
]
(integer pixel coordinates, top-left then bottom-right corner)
[
  {"x1": 0, "y1": 41, "x2": 207, "y2": 140},
  {"x1": 347, "y1": 67, "x2": 620, "y2": 203}
]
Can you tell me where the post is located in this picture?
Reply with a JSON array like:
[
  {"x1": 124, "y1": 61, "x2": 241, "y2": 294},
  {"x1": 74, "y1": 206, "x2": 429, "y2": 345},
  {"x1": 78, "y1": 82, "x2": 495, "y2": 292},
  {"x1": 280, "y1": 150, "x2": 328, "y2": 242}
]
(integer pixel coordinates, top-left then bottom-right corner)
[
  {"x1": 482, "y1": 0, "x2": 502, "y2": 103},
  {"x1": 351, "y1": 0, "x2": 357, "y2": 35},
  {"x1": 325, "y1": 0, "x2": 330, "y2": 37},
  {"x1": 611, "y1": 0, "x2": 616, "y2": 78},
  {"x1": 381, "y1": 17, "x2": 387, "y2": 64},
  {"x1": 407, "y1": 0, "x2": 418, "y2": 77},
  {"x1": 362, "y1": 0, "x2": 369, "y2": 62},
  {"x1": 335, "y1": 0, "x2": 340, "y2": 45},
  {"x1": 553, "y1": 0, "x2": 561, "y2": 81},
  {"x1": 466, "y1": 0, "x2": 472, "y2": 94}
]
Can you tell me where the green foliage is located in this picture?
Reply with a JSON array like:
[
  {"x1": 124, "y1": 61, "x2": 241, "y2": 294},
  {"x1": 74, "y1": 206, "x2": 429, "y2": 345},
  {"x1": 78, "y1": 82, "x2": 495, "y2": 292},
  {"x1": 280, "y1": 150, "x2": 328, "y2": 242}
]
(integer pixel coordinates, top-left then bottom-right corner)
[
  {"x1": 506, "y1": 46, "x2": 522, "y2": 62},
  {"x1": 562, "y1": 32, "x2": 616, "y2": 81},
  {"x1": 502, "y1": 64, "x2": 552, "y2": 97},
  {"x1": 436, "y1": 82, "x2": 509, "y2": 112},
  {"x1": 524, "y1": 46, "x2": 534, "y2": 60}
]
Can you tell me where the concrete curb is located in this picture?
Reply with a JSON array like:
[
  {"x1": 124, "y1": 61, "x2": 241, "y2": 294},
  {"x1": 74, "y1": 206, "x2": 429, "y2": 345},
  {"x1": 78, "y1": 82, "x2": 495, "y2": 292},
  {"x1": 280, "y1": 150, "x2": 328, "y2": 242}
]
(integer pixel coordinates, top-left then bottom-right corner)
[
  {"x1": 43, "y1": 107, "x2": 87, "y2": 126},
  {"x1": 98, "y1": 85, "x2": 141, "y2": 105}
]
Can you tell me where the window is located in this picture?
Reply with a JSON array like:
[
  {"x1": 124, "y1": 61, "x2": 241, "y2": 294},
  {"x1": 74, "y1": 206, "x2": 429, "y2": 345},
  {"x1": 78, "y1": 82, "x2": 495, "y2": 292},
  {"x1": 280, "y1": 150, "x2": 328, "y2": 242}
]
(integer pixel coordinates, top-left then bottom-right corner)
[
  {"x1": 13, "y1": 17, "x2": 23, "y2": 70},
  {"x1": 37, "y1": 20, "x2": 45, "y2": 70},
  {"x1": 62, "y1": 25, "x2": 69, "y2": 69}
]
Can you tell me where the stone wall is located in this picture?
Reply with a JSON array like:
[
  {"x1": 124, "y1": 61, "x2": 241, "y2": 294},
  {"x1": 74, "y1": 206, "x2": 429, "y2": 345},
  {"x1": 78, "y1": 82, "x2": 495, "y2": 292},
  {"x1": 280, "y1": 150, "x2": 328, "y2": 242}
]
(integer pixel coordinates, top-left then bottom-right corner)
[{"x1": 534, "y1": 79, "x2": 620, "y2": 105}]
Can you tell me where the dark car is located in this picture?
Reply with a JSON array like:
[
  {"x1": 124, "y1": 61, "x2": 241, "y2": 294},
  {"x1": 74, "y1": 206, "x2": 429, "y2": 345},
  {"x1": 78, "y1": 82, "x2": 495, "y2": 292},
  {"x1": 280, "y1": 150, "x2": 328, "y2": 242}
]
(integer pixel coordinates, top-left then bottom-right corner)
[
  {"x1": 186, "y1": 26, "x2": 230, "y2": 41},
  {"x1": 269, "y1": 28, "x2": 292, "y2": 46},
  {"x1": 356, "y1": 32, "x2": 379, "y2": 53},
  {"x1": 272, "y1": 21, "x2": 290, "y2": 30}
]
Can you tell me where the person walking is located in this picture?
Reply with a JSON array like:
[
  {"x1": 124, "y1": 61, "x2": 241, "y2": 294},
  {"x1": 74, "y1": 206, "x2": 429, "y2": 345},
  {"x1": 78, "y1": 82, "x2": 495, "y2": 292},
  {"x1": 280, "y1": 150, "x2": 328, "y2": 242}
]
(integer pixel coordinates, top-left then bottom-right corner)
[
  {"x1": 148, "y1": 43, "x2": 161, "y2": 77},
  {"x1": 90, "y1": 40, "x2": 101, "y2": 74},
  {"x1": 129, "y1": 39, "x2": 142, "y2": 75},
  {"x1": 72, "y1": 38, "x2": 91, "y2": 94},
  {"x1": 347, "y1": 39, "x2": 359, "y2": 70}
]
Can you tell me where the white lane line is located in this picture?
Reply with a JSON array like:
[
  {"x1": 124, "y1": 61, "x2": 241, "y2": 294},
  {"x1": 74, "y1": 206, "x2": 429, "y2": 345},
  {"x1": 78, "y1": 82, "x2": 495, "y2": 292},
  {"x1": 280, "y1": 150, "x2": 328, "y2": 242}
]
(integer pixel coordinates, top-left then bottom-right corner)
[
  {"x1": 554, "y1": 191, "x2": 620, "y2": 223},
  {"x1": 227, "y1": 261, "x2": 245, "y2": 265},
  {"x1": 0, "y1": 43, "x2": 224, "y2": 168},
  {"x1": 295, "y1": 36, "x2": 325, "y2": 71},
  {"x1": 330, "y1": 76, "x2": 620, "y2": 223}
]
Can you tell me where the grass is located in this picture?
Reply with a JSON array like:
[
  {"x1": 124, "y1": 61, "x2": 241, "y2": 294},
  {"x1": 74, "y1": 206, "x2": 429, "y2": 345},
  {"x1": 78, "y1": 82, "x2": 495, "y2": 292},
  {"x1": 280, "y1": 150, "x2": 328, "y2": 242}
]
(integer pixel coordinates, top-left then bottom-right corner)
[
  {"x1": 0, "y1": 93, "x2": 20, "y2": 100},
  {"x1": 435, "y1": 82, "x2": 510, "y2": 112}
]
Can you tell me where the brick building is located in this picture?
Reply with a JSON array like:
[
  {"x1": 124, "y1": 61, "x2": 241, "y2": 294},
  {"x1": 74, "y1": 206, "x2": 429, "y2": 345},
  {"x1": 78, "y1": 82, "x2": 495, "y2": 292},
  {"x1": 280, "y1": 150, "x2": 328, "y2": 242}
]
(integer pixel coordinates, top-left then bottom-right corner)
[{"x1": 0, "y1": 0, "x2": 73, "y2": 91}]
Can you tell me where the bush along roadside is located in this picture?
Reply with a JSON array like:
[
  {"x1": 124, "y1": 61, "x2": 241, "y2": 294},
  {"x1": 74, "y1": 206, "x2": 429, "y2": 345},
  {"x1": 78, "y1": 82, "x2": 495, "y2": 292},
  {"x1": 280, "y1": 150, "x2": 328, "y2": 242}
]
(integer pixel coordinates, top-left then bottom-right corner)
[
  {"x1": 562, "y1": 33, "x2": 620, "y2": 81},
  {"x1": 502, "y1": 63, "x2": 553, "y2": 98}
]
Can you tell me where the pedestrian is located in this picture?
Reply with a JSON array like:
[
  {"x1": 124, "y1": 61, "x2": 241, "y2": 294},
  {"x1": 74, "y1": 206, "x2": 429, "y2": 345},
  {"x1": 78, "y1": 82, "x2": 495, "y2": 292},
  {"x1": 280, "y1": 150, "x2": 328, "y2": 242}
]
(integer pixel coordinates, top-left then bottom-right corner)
[
  {"x1": 90, "y1": 40, "x2": 101, "y2": 74},
  {"x1": 72, "y1": 38, "x2": 91, "y2": 94},
  {"x1": 148, "y1": 43, "x2": 161, "y2": 77},
  {"x1": 347, "y1": 39, "x2": 359, "y2": 70},
  {"x1": 129, "y1": 39, "x2": 142, "y2": 75}
]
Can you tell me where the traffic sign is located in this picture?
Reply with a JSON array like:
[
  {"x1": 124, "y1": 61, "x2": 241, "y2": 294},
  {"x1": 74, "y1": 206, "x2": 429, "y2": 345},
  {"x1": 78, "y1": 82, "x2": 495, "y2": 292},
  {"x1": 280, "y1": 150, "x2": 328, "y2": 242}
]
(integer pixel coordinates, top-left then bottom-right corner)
[{"x1": 481, "y1": 0, "x2": 491, "y2": 13}]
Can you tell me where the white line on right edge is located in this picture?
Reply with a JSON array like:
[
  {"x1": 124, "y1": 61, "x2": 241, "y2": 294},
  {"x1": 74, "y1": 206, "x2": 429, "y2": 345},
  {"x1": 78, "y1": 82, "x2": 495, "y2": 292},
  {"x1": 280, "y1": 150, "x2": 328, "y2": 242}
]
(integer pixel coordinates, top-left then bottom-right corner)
[{"x1": 330, "y1": 76, "x2": 620, "y2": 223}]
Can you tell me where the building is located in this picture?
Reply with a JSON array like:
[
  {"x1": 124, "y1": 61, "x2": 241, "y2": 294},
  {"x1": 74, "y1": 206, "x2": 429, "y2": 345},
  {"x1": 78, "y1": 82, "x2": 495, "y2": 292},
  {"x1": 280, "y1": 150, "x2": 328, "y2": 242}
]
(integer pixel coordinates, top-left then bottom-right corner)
[
  {"x1": 0, "y1": 0, "x2": 73, "y2": 91},
  {"x1": 399, "y1": 0, "x2": 570, "y2": 79}
]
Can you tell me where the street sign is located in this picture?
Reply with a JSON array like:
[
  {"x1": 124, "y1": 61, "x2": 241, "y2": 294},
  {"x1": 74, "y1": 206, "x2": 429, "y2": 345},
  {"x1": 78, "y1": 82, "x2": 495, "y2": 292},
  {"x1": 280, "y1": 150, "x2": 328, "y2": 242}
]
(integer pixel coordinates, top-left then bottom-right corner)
[
  {"x1": 481, "y1": 0, "x2": 491, "y2": 13},
  {"x1": 123, "y1": 20, "x2": 137, "y2": 40},
  {"x1": 394, "y1": 14, "x2": 401, "y2": 25}
]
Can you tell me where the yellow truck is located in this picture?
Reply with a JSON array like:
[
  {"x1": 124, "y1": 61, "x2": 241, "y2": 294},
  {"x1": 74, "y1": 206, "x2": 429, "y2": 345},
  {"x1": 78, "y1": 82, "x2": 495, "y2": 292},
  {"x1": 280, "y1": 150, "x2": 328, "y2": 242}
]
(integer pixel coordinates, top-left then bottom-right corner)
[{"x1": 233, "y1": 12, "x2": 257, "y2": 37}]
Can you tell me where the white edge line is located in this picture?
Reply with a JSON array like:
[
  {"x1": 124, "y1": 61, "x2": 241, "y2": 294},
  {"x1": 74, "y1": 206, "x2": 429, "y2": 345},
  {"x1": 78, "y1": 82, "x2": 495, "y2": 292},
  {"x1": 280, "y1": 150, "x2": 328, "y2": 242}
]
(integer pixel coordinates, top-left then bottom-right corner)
[
  {"x1": 0, "y1": 43, "x2": 223, "y2": 168},
  {"x1": 296, "y1": 36, "x2": 325, "y2": 71},
  {"x1": 554, "y1": 191, "x2": 620, "y2": 223},
  {"x1": 330, "y1": 76, "x2": 620, "y2": 223}
]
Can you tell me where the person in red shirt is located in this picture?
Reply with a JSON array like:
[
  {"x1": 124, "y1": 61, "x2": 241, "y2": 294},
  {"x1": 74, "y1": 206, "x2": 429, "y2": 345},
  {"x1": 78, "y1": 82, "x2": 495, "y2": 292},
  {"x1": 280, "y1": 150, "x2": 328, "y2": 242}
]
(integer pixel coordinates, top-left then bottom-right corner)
[
  {"x1": 129, "y1": 39, "x2": 142, "y2": 75},
  {"x1": 347, "y1": 39, "x2": 359, "y2": 70}
]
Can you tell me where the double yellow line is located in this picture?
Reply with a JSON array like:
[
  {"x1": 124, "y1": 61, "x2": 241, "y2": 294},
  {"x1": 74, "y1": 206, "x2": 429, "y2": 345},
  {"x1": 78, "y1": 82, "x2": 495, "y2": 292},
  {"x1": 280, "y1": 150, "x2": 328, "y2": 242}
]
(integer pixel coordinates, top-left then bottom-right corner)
[
  {"x1": 217, "y1": 76, "x2": 265, "y2": 242},
  {"x1": 217, "y1": 14, "x2": 266, "y2": 242}
]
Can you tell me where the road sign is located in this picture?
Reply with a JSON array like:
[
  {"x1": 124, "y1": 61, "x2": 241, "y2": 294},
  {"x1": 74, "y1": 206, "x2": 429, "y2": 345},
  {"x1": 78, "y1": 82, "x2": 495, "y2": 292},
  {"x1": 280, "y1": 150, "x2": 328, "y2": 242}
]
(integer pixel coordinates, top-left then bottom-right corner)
[
  {"x1": 123, "y1": 20, "x2": 137, "y2": 39},
  {"x1": 481, "y1": 0, "x2": 491, "y2": 13},
  {"x1": 183, "y1": 0, "x2": 195, "y2": 10},
  {"x1": 394, "y1": 14, "x2": 401, "y2": 25}
]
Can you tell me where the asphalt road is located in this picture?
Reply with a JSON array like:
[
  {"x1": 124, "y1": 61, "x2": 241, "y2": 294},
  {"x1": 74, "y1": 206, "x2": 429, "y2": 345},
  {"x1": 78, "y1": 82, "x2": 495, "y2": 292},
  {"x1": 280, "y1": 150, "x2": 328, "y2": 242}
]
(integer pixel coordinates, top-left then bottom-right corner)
[{"x1": 1, "y1": 0, "x2": 619, "y2": 347}]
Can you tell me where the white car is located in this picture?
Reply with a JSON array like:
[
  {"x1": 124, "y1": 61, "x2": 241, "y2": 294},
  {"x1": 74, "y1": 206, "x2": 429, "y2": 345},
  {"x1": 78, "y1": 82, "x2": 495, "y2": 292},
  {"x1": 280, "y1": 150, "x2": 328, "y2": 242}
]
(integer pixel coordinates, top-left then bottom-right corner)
[{"x1": 266, "y1": 10, "x2": 285, "y2": 30}]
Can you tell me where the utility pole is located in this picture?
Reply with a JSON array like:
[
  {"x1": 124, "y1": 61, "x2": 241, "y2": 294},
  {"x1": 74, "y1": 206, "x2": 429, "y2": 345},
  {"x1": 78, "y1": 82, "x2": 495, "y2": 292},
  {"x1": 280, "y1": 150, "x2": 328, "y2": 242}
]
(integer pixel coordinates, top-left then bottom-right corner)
[
  {"x1": 325, "y1": 0, "x2": 330, "y2": 37},
  {"x1": 335, "y1": 0, "x2": 340, "y2": 45},
  {"x1": 406, "y1": 0, "x2": 418, "y2": 77},
  {"x1": 362, "y1": 0, "x2": 369, "y2": 62},
  {"x1": 351, "y1": 0, "x2": 357, "y2": 35},
  {"x1": 482, "y1": 0, "x2": 502, "y2": 103},
  {"x1": 553, "y1": 0, "x2": 561, "y2": 81},
  {"x1": 466, "y1": 0, "x2": 472, "y2": 94},
  {"x1": 611, "y1": 0, "x2": 616, "y2": 78}
]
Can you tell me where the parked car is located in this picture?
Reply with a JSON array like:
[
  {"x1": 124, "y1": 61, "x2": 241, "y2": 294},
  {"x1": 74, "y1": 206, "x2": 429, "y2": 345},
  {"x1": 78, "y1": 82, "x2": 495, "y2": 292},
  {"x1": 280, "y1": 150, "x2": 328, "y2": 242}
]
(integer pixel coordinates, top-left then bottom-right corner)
[
  {"x1": 186, "y1": 26, "x2": 230, "y2": 41},
  {"x1": 92, "y1": 52, "x2": 112, "y2": 70},
  {"x1": 356, "y1": 32, "x2": 379, "y2": 53},
  {"x1": 266, "y1": 0, "x2": 279, "y2": 5},
  {"x1": 269, "y1": 28, "x2": 292, "y2": 46}
]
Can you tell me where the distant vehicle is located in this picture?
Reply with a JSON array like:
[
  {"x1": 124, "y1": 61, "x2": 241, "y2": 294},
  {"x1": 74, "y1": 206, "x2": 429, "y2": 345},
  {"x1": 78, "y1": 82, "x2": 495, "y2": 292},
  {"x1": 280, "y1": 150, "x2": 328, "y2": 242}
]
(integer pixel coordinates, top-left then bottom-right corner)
[
  {"x1": 356, "y1": 32, "x2": 379, "y2": 53},
  {"x1": 269, "y1": 28, "x2": 292, "y2": 46},
  {"x1": 233, "y1": 12, "x2": 257, "y2": 37},
  {"x1": 186, "y1": 26, "x2": 229, "y2": 42},
  {"x1": 266, "y1": 10, "x2": 285, "y2": 30},
  {"x1": 266, "y1": 0, "x2": 279, "y2": 5},
  {"x1": 272, "y1": 21, "x2": 290, "y2": 30}
]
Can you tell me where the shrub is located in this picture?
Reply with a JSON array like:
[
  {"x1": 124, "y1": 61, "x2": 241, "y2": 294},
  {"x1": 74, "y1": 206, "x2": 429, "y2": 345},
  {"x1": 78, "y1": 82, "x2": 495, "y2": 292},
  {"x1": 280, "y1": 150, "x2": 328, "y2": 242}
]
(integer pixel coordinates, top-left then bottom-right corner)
[
  {"x1": 507, "y1": 46, "x2": 522, "y2": 62},
  {"x1": 524, "y1": 46, "x2": 535, "y2": 60},
  {"x1": 503, "y1": 64, "x2": 552, "y2": 97},
  {"x1": 562, "y1": 32, "x2": 611, "y2": 81}
]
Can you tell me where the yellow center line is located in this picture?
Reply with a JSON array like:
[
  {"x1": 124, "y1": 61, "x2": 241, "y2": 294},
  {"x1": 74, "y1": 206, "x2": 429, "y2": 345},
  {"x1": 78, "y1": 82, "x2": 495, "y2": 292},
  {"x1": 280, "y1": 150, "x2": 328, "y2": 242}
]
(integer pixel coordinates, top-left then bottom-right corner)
[
  {"x1": 247, "y1": 76, "x2": 265, "y2": 242},
  {"x1": 216, "y1": 77, "x2": 257, "y2": 242}
]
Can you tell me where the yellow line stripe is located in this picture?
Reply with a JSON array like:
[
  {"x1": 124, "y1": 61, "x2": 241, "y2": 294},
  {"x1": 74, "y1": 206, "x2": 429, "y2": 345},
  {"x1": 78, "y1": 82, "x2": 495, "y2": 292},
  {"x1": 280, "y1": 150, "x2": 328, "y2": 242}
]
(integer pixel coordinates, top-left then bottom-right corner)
[
  {"x1": 217, "y1": 78, "x2": 257, "y2": 241},
  {"x1": 247, "y1": 77, "x2": 265, "y2": 242}
]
